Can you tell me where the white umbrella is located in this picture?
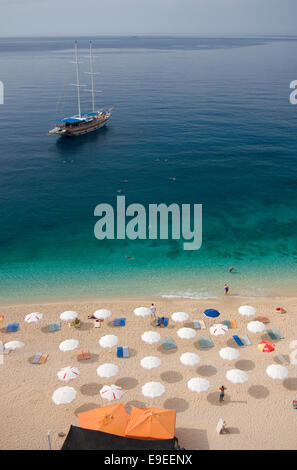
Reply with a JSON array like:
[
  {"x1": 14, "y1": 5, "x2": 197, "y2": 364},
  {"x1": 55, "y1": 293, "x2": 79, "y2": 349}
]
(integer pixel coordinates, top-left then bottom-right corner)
[
  {"x1": 187, "y1": 377, "x2": 210, "y2": 393},
  {"x1": 25, "y1": 312, "x2": 43, "y2": 323},
  {"x1": 141, "y1": 331, "x2": 161, "y2": 344},
  {"x1": 59, "y1": 339, "x2": 79, "y2": 352},
  {"x1": 266, "y1": 364, "x2": 288, "y2": 380},
  {"x1": 238, "y1": 305, "x2": 256, "y2": 317},
  {"x1": 180, "y1": 353, "x2": 200, "y2": 366},
  {"x1": 99, "y1": 335, "x2": 119, "y2": 348},
  {"x1": 140, "y1": 356, "x2": 162, "y2": 370},
  {"x1": 209, "y1": 324, "x2": 228, "y2": 336},
  {"x1": 226, "y1": 369, "x2": 248, "y2": 384},
  {"x1": 247, "y1": 321, "x2": 265, "y2": 333},
  {"x1": 4, "y1": 341, "x2": 24, "y2": 351},
  {"x1": 97, "y1": 363, "x2": 119, "y2": 378},
  {"x1": 219, "y1": 347, "x2": 240, "y2": 361},
  {"x1": 177, "y1": 327, "x2": 196, "y2": 339},
  {"x1": 171, "y1": 312, "x2": 189, "y2": 323},
  {"x1": 100, "y1": 384, "x2": 123, "y2": 401},
  {"x1": 57, "y1": 366, "x2": 80, "y2": 382},
  {"x1": 142, "y1": 381, "x2": 165, "y2": 399},
  {"x1": 134, "y1": 307, "x2": 151, "y2": 317},
  {"x1": 93, "y1": 309, "x2": 111, "y2": 320},
  {"x1": 60, "y1": 311, "x2": 78, "y2": 321},
  {"x1": 52, "y1": 386, "x2": 77, "y2": 405}
]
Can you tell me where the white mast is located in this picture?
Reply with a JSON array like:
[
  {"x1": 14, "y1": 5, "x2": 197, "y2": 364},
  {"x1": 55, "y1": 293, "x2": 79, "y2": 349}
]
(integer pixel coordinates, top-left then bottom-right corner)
[
  {"x1": 89, "y1": 40, "x2": 95, "y2": 113},
  {"x1": 74, "y1": 40, "x2": 81, "y2": 118}
]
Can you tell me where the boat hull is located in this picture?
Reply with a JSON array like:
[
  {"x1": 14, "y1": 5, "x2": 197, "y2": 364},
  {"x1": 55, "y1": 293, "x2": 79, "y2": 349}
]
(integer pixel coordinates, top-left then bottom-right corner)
[{"x1": 61, "y1": 115, "x2": 111, "y2": 137}]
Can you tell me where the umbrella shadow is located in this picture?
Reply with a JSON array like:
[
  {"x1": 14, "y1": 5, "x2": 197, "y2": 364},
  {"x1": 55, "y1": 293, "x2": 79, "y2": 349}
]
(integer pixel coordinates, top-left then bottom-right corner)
[
  {"x1": 160, "y1": 370, "x2": 183, "y2": 383},
  {"x1": 207, "y1": 392, "x2": 247, "y2": 406},
  {"x1": 274, "y1": 354, "x2": 290, "y2": 365},
  {"x1": 163, "y1": 397, "x2": 189, "y2": 413},
  {"x1": 80, "y1": 382, "x2": 102, "y2": 396},
  {"x1": 41, "y1": 326, "x2": 61, "y2": 335},
  {"x1": 226, "y1": 338, "x2": 240, "y2": 348},
  {"x1": 78, "y1": 322, "x2": 93, "y2": 331},
  {"x1": 115, "y1": 377, "x2": 138, "y2": 390},
  {"x1": 283, "y1": 378, "x2": 297, "y2": 391},
  {"x1": 225, "y1": 426, "x2": 240, "y2": 435},
  {"x1": 248, "y1": 385, "x2": 269, "y2": 399},
  {"x1": 234, "y1": 360, "x2": 255, "y2": 371},
  {"x1": 196, "y1": 365, "x2": 217, "y2": 377},
  {"x1": 74, "y1": 403, "x2": 99, "y2": 415},
  {"x1": 77, "y1": 353, "x2": 99, "y2": 364},
  {"x1": 175, "y1": 427, "x2": 209, "y2": 450},
  {"x1": 125, "y1": 400, "x2": 146, "y2": 413},
  {"x1": 157, "y1": 345, "x2": 178, "y2": 355}
]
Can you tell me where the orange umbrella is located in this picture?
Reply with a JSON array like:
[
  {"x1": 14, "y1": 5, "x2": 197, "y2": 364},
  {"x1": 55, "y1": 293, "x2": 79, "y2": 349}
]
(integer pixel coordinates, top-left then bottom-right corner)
[
  {"x1": 125, "y1": 407, "x2": 176, "y2": 440},
  {"x1": 78, "y1": 403, "x2": 129, "y2": 437},
  {"x1": 258, "y1": 340, "x2": 275, "y2": 352}
]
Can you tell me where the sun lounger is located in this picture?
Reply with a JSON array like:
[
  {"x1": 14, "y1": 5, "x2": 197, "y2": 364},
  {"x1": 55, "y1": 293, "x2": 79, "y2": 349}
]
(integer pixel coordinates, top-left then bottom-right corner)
[
  {"x1": 242, "y1": 335, "x2": 251, "y2": 346},
  {"x1": 198, "y1": 336, "x2": 214, "y2": 348},
  {"x1": 39, "y1": 353, "x2": 48, "y2": 364},
  {"x1": 123, "y1": 346, "x2": 130, "y2": 357},
  {"x1": 257, "y1": 315, "x2": 269, "y2": 323},
  {"x1": 193, "y1": 320, "x2": 201, "y2": 329},
  {"x1": 271, "y1": 328, "x2": 284, "y2": 339},
  {"x1": 233, "y1": 335, "x2": 245, "y2": 347},
  {"x1": 114, "y1": 318, "x2": 126, "y2": 327},
  {"x1": 31, "y1": 353, "x2": 42, "y2": 364},
  {"x1": 77, "y1": 349, "x2": 90, "y2": 361},
  {"x1": 230, "y1": 319, "x2": 237, "y2": 329},
  {"x1": 117, "y1": 347, "x2": 124, "y2": 358},
  {"x1": 267, "y1": 329, "x2": 278, "y2": 341},
  {"x1": 223, "y1": 320, "x2": 231, "y2": 329},
  {"x1": 161, "y1": 337, "x2": 177, "y2": 350},
  {"x1": 155, "y1": 317, "x2": 169, "y2": 327},
  {"x1": 49, "y1": 322, "x2": 61, "y2": 332},
  {"x1": 6, "y1": 323, "x2": 19, "y2": 333},
  {"x1": 276, "y1": 354, "x2": 289, "y2": 365},
  {"x1": 199, "y1": 319, "x2": 206, "y2": 329}
]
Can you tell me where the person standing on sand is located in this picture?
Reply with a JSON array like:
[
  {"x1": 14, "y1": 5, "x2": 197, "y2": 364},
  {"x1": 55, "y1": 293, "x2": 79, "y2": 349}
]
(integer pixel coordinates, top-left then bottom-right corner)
[
  {"x1": 219, "y1": 385, "x2": 227, "y2": 402},
  {"x1": 224, "y1": 284, "x2": 229, "y2": 295},
  {"x1": 150, "y1": 303, "x2": 156, "y2": 320}
]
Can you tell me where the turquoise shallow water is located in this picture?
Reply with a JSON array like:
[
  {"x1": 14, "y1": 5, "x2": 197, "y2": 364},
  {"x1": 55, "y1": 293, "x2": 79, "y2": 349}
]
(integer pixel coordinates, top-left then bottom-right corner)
[{"x1": 0, "y1": 36, "x2": 297, "y2": 302}]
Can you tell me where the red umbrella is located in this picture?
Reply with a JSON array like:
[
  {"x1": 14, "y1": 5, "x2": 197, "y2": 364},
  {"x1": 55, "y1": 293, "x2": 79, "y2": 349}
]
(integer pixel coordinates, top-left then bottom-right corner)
[{"x1": 258, "y1": 340, "x2": 275, "y2": 352}]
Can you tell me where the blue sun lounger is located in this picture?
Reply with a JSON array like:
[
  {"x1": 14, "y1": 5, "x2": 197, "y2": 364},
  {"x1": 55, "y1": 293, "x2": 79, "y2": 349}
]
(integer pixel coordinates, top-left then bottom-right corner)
[
  {"x1": 271, "y1": 328, "x2": 284, "y2": 340},
  {"x1": 233, "y1": 335, "x2": 245, "y2": 347},
  {"x1": 117, "y1": 346, "x2": 130, "y2": 358},
  {"x1": 49, "y1": 321, "x2": 61, "y2": 332},
  {"x1": 266, "y1": 329, "x2": 278, "y2": 341},
  {"x1": 242, "y1": 335, "x2": 251, "y2": 346},
  {"x1": 193, "y1": 320, "x2": 201, "y2": 329},
  {"x1": 156, "y1": 317, "x2": 169, "y2": 327},
  {"x1": 161, "y1": 337, "x2": 177, "y2": 350},
  {"x1": 114, "y1": 318, "x2": 126, "y2": 327},
  {"x1": 198, "y1": 336, "x2": 214, "y2": 348},
  {"x1": 6, "y1": 323, "x2": 19, "y2": 333}
]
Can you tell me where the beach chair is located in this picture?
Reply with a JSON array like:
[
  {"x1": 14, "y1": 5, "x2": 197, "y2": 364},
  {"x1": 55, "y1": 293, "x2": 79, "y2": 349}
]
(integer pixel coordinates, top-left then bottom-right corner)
[
  {"x1": 199, "y1": 319, "x2": 206, "y2": 329},
  {"x1": 6, "y1": 323, "x2": 19, "y2": 333},
  {"x1": 230, "y1": 319, "x2": 237, "y2": 329},
  {"x1": 257, "y1": 315, "x2": 269, "y2": 323},
  {"x1": 114, "y1": 318, "x2": 126, "y2": 327},
  {"x1": 123, "y1": 346, "x2": 130, "y2": 357},
  {"x1": 271, "y1": 328, "x2": 284, "y2": 339},
  {"x1": 198, "y1": 336, "x2": 214, "y2": 348},
  {"x1": 161, "y1": 337, "x2": 177, "y2": 350},
  {"x1": 193, "y1": 320, "x2": 201, "y2": 329},
  {"x1": 31, "y1": 353, "x2": 42, "y2": 364},
  {"x1": 49, "y1": 322, "x2": 61, "y2": 332},
  {"x1": 276, "y1": 354, "x2": 289, "y2": 365},
  {"x1": 223, "y1": 320, "x2": 231, "y2": 329},
  {"x1": 77, "y1": 349, "x2": 90, "y2": 361},
  {"x1": 266, "y1": 329, "x2": 278, "y2": 341},
  {"x1": 156, "y1": 317, "x2": 169, "y2": 327},
  {"x1": 242, "y1": 335, "x2": 251, "y2": 346},
  {"x1": 117, "y1": 347, "x2": 124, "y2": 358},
  {"x1": 233, "y1": 335, "x2": 245, "y2": 347}
]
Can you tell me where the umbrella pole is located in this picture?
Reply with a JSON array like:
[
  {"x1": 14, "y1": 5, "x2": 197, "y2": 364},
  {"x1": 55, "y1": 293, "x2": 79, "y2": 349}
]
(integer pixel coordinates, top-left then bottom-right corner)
[{"x1": 47, "y1": 430, "x2": 51, "y2": 450}]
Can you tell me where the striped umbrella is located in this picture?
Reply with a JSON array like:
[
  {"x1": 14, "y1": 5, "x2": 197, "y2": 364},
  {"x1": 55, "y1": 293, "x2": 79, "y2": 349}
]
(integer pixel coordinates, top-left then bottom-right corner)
[
  {"x1": 258, "y1": 340, "x2": 275, "y2": 352},
  {"x1": 57, "y1": 366, "x2": 80, "y2": 382},
  {"x1": 210, "y1": 324, "x2": 228, "y2": 336},
  {"x1": 100, "y1": 385, "x2": 123, "y2": 401},
  {"x1": 25, "y1": 312, "x2": 43, "y2": 323}
]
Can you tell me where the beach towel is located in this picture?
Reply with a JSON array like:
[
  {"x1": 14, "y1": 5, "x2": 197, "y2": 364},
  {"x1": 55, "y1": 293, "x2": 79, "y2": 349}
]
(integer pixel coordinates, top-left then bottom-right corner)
[
  {"x1": 39, "y1": 353, "x2": 48, "y2": 364},
  {"x1": 161, "y1": 337, "x2": 177, "y2": 350},
  {"x1": 31, "y1": 353, "x2": 42, "y2": 364},
  {"x1": 199, "y1": 319, "x2": 206, "y2": 329},
  {"x1": 198, "y1": 336, "x2": 214, "y2": 348},
  {"x1": 276, "y1": 354, "x2": 289, "y2": 365},
  {"x1": 230, "y1": 319, "x2": 237, "y2": 329},
  {"x1": 223, "y1": 320, "x2": 231, "y2": 329},
  {"x1": 242, "y1": 335, "x2": 251, "y2": 346},
  {"x1": 77, "y1": 349, "x2": 90, "y2": 361},
  {"x1": 6, "y1": 323, "x2": 19, "y2": 333},
  {"x1": 193, "y1": 320, "x2": 201, "y2": 329},
  {"x1": 233, "y1": 335, "x2": 244, "y2": 347},
  {"x1": 267, "y1": 329, "x2": 278, "y2": 341},
  {"x1": 257, "y1": 315, "x2": 269, "y2": 323},
  {"x1": 114, "y1": 318, "x2": 126, "y2": 327},
  {"x1": 49, "y1": 322, "x2": 61, "y2": 332},
  {"x1": 271, "y1": 328, "x2": 284, "y2": 339},
  {"x1": 117, "y1": 347, "x2": 124, "y2": 358}
]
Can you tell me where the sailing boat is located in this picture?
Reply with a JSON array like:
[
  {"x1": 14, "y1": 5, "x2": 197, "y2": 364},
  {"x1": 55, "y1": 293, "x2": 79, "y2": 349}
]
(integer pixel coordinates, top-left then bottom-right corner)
[{"x1": 48, "y1": 40, "x2": 112, "y2": 137}]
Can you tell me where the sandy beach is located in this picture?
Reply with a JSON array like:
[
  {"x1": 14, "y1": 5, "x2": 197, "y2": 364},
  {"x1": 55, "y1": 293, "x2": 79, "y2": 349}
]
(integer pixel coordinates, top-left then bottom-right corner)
[{"x1": 0, "y1": 295, "x2": 296, "y2": 450}]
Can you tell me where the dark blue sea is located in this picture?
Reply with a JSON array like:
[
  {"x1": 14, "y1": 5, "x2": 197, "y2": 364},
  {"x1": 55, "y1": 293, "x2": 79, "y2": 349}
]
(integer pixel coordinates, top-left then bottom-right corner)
[{"x1": 1, "y1": 36, "x2": 297, "y2": 302}]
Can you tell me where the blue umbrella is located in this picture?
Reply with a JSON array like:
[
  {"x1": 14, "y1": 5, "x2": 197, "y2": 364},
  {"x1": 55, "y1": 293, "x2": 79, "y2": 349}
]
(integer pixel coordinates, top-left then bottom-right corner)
[{"x1": 204, "y1": 309, "x2": 220, "y2": 318}]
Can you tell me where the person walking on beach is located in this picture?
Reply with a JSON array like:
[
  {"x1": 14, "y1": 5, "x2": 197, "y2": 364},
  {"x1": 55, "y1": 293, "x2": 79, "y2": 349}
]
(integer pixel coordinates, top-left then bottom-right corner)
[
  {"x1": 224, "y1": 284, "x2": 229, "y2": 295},
  {"x1": 150, "y1": 303, "x2": 156, "y2": 320},
  {"x1": 219, "y1": 385, "x2": 227, "y2": 402}
]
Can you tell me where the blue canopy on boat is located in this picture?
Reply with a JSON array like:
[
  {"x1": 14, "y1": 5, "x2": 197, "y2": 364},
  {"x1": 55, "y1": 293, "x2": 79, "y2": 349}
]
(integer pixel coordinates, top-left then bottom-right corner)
[
  {"x1": 81, "y1": 112, "x2": 98, "y2": 117},
  {"x1": 56, "y1": 117, "x2": 82, "y2": 124},
  {"x1": 204, "y1": 309, "x2": 220, "y2": 318}
]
